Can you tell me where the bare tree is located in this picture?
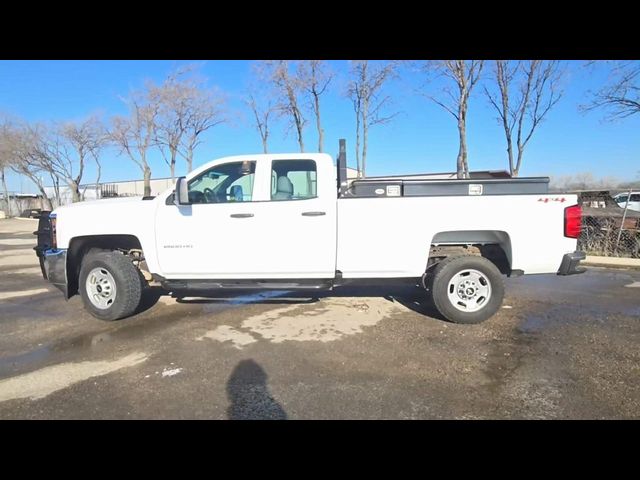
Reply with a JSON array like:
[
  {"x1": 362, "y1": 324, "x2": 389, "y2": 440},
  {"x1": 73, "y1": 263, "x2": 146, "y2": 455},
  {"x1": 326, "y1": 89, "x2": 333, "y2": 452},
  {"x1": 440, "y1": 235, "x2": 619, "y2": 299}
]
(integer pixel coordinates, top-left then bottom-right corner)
[
  {"x1": 0, "y1": 162, "x2": 10, "y2": 216},
  {"x1": 1, "y1": 123, "x2": 54, "y2": 210},
  {"x1": 0, "y1": 122, "x2": 13, "y2": 216},
  {"x1": 347, "y1": 60, "x2": 398, "y2": 177},
  {"x1": 259, "y1": 60, "x2": 306, "y2": 152},
  {"x1": 92, "y1": 146, "x2": 103, "y2": 198},
  {"x1": 143, "y1": 66, "x2": 227, "y2": 178},
  {"x1": 298, "y1": 60, "x2": 333, "y2": 153},
  {"x1": 110, "y1": 92, "x2": 158, "y2": 197},
  {"x1": 178, "y1": 82, "x2": 227, "y2": 174},
  {"x1": 484, "y1": 60, "x2": 563, "y2": 177},
  {"x1": 149, "y1": 75, "x2": 186, "y2": 181},
  {"x1": 583, "y1": 60, "x2": 640, "y2": 120},
  {"x1": 424, "y1": 60, "x2": 484, "y2": 179},
  {"x1": 247, "y1": 93, "x2": 275, "y2": 153},
  {"x1": 40, "y1": 117, "x2": 107, "y2": 202},
  {"x1": 350, "y1": 83, "x2": 363, "y2": 177}
]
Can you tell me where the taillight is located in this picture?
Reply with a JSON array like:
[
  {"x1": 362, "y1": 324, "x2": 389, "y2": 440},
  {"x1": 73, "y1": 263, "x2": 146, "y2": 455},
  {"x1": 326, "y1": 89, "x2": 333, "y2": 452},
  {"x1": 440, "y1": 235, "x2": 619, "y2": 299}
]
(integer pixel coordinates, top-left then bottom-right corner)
[
  {"x1": 50, "y1": 215, "x2": 57, "y2": 249},
  {"x1": 564, "y1": 204, "x2": 582, "y2": 239}
]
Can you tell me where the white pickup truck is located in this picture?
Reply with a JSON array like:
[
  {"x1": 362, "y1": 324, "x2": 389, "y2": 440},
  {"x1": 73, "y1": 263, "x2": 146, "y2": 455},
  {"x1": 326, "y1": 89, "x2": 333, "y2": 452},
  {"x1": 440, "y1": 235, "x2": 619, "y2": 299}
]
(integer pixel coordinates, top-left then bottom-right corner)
[{"x1": 34, "y1": 140, "x2": 585, "y2": 324}]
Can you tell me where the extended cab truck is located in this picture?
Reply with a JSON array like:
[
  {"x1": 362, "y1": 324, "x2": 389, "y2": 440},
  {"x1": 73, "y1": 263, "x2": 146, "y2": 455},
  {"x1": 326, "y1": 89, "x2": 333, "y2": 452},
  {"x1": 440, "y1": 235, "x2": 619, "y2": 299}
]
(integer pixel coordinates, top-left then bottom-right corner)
[{"x1": 34, "y1": 140, "x2": 585, "y2": 324}]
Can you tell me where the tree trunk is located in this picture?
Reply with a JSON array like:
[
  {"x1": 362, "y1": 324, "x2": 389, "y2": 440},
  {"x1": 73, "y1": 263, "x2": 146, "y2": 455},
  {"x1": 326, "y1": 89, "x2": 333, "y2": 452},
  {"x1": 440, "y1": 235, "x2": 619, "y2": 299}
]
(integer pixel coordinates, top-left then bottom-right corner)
[
  {"x1": 170, "y1": 145, "x2": 177, "y2": 181},
  {"x1": 69, "y1": 180, "x2": 81, "y2": 203},
  {"x1": 314, "y1": 93, "x2": 324, "y2": 153},
  {"x1": 362, "y1": 97, "x2": 369, "y2": 178},
  {"x1": 36, "y1": 184, "x2": 53, "y2": 211},
  {"x1": 506, "y1": 139, "x2": 515, "y2": 176},
  {"x1": 262, "y1": 137, "x2": 268, "y2": 154},
  {"x1": 1, "y1": 168, "x2": 11, "y2": 217},
  {"x1": 513, "y1": 146, "x2": 524, "y2": 177},
  {"x1": 362, "y1": 121, "x2": 368, "y2": 177},
  {"x1": 457, "y1": 115, "x2": 468, "y2": 179},
  {"x1": 95, "y1": 157, "x2": 102, "y2": 199},
  {"x1": 355, "y1": 111, "x2": 361, "y2": 178},
  {"x1": 187, "y1": 149, "x2": 194, "y2": 173},
  {"x1": 296, "y1": 121, "x2": 305, "y2": 153},
  {"x1": 49, "y1": 173, "x2": 61, "y2": 207},
  {"x1": 143, "y1": 167, "x2": 152, "y2": 197}
]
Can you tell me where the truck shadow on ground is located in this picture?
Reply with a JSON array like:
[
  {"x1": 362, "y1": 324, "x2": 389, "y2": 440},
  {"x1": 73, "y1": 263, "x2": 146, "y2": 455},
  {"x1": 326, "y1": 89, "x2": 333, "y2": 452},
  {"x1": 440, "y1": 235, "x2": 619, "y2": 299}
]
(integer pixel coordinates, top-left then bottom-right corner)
[
  {"x1": 165, "y1": 285, "x2": 448, "y2": 322},
  {"x1": 383, "y1": 293, "x2": 447, "y2": 322},
  {"x1": 226, "y1": 359, "x2": 287, "y2": 420},
  {"x1": 135, "y1": 286, "x2": 166, "y2": 315}
]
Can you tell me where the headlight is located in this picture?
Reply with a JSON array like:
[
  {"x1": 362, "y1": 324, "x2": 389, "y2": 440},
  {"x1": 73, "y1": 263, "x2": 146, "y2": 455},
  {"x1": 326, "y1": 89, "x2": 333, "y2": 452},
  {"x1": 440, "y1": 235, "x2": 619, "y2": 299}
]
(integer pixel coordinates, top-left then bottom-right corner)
[{"x1": 50, "y1": 215, "x2": 57, "y2": 250}]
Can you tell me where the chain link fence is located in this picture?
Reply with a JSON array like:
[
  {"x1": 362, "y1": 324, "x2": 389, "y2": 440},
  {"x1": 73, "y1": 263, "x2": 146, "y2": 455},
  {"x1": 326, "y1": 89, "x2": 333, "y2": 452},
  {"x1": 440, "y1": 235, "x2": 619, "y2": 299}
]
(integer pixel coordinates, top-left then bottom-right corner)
[{"x1": 576, "y1": 190, "x2": 640, "y2": 259}]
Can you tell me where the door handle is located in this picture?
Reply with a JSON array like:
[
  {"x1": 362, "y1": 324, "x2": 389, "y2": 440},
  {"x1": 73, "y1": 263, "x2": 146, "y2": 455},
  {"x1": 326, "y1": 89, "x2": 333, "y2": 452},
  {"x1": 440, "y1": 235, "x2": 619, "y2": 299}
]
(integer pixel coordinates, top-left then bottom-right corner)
[
  {"x1": 230, "y1": 213, "x2": 254, "y2": 218},
  {"x1": 301, "y1": 211, "x2": 326, "y2": 216}
]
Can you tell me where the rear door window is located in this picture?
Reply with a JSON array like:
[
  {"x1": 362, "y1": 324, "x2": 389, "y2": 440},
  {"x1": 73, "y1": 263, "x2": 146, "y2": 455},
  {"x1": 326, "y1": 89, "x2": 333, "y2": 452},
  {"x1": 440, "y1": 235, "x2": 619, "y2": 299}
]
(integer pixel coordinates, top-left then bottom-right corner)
[{"x1": 270, "y1": 160, "x2": 317, "y2": 201}]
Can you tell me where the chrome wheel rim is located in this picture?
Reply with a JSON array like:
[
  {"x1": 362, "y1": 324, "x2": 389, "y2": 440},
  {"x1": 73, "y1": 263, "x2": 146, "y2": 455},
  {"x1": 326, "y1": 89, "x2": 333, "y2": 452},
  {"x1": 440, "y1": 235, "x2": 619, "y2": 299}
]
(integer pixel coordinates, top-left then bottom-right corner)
[
  {"x1": 447, "y1": 268, "x2": 491, "y2": 313},
  {"x1": 86, "y1": 267, "x2": 117, "y2": 310}
]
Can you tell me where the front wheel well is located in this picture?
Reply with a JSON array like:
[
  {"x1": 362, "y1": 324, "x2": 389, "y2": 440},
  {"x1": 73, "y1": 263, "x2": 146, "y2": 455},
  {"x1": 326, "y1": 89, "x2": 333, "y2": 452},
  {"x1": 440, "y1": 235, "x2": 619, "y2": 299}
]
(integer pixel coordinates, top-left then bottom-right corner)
[{"x1": 67, "y1": 235, "x2": 144, "y2": 298}]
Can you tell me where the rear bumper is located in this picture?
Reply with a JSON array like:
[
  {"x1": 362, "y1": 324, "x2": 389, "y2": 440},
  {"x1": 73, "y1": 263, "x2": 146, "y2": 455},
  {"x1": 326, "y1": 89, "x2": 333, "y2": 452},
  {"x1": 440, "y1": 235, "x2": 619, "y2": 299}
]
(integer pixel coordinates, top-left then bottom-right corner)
[{"x1": 557, "y1": 251, "x2": 586, "y2": 275}]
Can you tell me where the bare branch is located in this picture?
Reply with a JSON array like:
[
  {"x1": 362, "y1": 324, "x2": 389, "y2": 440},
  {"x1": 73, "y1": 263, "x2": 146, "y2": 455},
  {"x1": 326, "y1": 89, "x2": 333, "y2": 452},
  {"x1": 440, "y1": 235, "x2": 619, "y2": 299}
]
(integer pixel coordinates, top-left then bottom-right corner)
[
  {"x1": 582, "y1": 60, "x2": 640, "y2": 120},
  {"x1": 257, "y1": 60, "x2": 306, "y2": 153},
  {"x1": 346, "y1": 60, "x2": 398, "y2": 177},
  {"x1": 484, "y1": 60, "x2": 564, "y2": 177},
  {"x1": 109, "y1": 89, "x2": 159, "y2": 197},
  {"x1": 297, "y1": 60, "x2": 333, "y2": 152},
  {"x1": 246, "y1": 92, "x2": 275, "y2": 154},
  {"x1": 423, "y1": 60, "x2": 485, "y2": 178}
]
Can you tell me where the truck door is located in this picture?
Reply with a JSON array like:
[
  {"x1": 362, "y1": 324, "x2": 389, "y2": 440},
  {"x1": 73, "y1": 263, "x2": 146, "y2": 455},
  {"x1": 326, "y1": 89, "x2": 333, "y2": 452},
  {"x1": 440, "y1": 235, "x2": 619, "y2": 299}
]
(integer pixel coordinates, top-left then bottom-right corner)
[
  {"x1": 247, "y1": 157, "x2": 337, "y2": 279},
  {"x1": 155, "y1": 160, "x2": 265, "y2": 278}
]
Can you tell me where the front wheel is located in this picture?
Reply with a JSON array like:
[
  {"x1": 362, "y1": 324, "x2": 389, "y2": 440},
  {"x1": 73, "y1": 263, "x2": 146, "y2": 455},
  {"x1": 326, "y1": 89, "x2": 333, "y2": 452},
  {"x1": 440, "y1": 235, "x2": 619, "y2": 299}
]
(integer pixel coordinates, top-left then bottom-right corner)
[
  {"x1": 428, "y1": 255, "x2": 504, "y2": 324},
  {"x1": 79, "y1": 251, "x2": 144, "y2": 321}
]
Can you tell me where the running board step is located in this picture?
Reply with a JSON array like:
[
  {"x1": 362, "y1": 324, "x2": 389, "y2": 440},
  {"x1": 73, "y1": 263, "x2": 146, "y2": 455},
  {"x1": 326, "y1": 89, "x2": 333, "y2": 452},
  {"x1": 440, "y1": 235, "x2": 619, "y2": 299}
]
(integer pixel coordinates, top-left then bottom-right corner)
[{"x1": 162, "y1": 280, "x2": 333, "y2": 291}]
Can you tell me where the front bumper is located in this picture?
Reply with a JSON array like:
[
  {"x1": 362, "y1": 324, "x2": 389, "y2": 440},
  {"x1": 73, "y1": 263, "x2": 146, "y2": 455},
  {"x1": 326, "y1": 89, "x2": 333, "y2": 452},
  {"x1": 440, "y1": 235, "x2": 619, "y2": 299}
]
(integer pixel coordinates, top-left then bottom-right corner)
[
  {"x1": 33, "y1": 211, "x2": 68, "y2": 298},
  {"x1": 35, "y1": 248, "x2": 68, "y2": 298},
  {"x1": 557, "y1": 251, "x2": 586, "y2": 275}
]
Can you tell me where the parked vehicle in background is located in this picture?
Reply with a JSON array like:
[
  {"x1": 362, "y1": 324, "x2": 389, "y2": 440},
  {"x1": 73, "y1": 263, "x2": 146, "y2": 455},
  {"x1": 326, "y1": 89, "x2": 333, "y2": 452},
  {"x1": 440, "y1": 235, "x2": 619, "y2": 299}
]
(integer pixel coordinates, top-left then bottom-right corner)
[
  {"x1": 613, "y1": 192, "x2": 640, "y2": 212},
  {"x1": 21, "y1": 208, "x2": 42, "y2": 219},
  {"x1": 34, "y1": 140, "x2": 585, "y2": 325},
  {"x1": 575, "y1": 190, "x2": 640, "y2": 259}
]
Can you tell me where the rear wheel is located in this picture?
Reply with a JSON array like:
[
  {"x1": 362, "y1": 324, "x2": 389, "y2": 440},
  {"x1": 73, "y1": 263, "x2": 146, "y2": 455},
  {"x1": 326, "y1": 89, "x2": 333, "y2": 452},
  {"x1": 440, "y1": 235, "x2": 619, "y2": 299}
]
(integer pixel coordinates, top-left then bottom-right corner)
[
  {"x1": 428, "y1": 255, "x2": 504, "y2": 324},
  {"x1": 79, "y1": 250, "x2": 144, "y2": 321}
]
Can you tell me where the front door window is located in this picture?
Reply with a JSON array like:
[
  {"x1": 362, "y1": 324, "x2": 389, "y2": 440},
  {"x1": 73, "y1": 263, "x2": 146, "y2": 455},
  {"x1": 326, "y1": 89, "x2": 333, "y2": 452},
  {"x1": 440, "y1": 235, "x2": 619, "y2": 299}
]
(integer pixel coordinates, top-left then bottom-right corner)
[{"x1": 188, "y1": 161, "x2": 256, "y2": 204}]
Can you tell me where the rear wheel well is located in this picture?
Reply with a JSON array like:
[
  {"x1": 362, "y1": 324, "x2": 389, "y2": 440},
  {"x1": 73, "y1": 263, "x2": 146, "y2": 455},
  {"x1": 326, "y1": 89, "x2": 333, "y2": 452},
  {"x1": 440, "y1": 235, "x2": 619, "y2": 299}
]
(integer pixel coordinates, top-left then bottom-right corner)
[
  {"x1": 427, "y1": 230, "x2": 512, "y2": 276},
  {"x1": 67, "y1": 235, "x2": 144, "y2": 298},
  {"x1": 427, "y1": 243, "x2": 511, "y2": 275}
]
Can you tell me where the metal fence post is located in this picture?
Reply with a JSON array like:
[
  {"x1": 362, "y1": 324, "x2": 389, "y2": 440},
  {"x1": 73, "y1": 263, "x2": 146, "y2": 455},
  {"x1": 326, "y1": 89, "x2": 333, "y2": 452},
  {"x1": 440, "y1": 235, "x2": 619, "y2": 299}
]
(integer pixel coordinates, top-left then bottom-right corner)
[{"x1": 614, "y1": 188, "x2": 633, "y2": 255}]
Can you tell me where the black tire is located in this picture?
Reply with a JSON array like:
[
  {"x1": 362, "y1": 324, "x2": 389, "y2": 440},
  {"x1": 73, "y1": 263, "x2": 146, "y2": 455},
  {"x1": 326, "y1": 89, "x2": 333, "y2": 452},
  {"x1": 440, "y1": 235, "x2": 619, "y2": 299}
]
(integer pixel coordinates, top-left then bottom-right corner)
[
  {"x1": 428, "y1": 255, "x2": 504, "y2": 324},
  {"x1": 79, "y1": 250, "x2": 144, "y2": 321}
]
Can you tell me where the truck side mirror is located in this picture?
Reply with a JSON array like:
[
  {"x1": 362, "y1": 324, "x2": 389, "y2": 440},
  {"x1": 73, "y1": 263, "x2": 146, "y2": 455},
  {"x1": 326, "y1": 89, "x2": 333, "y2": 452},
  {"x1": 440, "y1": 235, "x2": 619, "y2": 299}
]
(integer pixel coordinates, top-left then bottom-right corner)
[{"x1": 174, "y1": 177, "x2": 190, "y2": 205}]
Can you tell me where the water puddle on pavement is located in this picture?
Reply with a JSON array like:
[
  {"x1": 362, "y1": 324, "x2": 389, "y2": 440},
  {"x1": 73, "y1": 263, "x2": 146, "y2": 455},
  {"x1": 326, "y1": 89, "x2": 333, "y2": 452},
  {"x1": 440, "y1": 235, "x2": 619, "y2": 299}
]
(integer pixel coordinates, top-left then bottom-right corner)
[
  {"x1": 0, "y1": 352, "x2": 148, "y2": 402},
  {"x1": 0, "y1": 344, "x2": 52, "y2": 378},
  {"x1": 0, "y1": 288, "x2": 51, "y2": 301},
  {"x1": 518, "y1": 315, "x2": 555, "y2": 334},
  {"x1": 0, "y1": 331, "x2": 115, "y2": 379},
  {"x1": 198, "y1": 296, "x2": 408, "y2": 348},
  {"x1": 228, "y1": 291, "x2": 292, "y2": 305}
]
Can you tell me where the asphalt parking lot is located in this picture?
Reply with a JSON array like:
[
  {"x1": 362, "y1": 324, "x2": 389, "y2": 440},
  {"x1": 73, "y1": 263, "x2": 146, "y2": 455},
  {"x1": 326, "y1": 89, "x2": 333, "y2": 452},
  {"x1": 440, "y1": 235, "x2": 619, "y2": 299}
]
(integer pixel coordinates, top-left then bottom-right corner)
[{"x1": 1, "y1": 217, "x2": 639, "y2": 419}]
